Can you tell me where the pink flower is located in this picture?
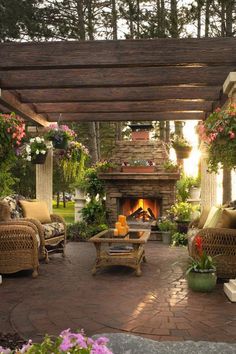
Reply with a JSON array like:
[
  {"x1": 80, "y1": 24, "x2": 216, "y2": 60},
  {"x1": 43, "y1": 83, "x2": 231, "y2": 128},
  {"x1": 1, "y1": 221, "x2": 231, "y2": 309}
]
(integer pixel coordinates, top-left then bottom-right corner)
[
  {"x1": 229, "y1": 131, "x2": 235, "y2": 139},
  {"x1": 215, "y1": 107, "x2": 221, "y2": 113}
]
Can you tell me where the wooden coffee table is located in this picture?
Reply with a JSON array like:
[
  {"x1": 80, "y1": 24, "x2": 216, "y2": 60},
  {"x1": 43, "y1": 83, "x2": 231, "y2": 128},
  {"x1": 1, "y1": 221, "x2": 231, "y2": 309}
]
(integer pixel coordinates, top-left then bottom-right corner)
[{"x1": 89, "y1": 229, "x2": 150, "y2": 276}]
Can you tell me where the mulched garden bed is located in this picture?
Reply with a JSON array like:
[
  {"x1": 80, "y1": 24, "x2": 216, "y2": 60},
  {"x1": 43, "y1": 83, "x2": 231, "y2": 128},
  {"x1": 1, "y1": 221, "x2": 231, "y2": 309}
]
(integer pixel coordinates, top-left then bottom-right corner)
[{"x1": 0, "y1": 332, "x2": 26, "y2": 350}]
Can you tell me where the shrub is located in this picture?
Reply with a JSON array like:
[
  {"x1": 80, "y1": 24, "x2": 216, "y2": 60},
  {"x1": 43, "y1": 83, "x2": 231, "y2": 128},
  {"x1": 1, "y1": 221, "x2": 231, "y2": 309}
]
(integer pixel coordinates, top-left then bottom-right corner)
[
  {"x1": 81, "y1": 200, "x2": 107, "y2": 225},
  {"x1": 67, "y1": 221, "x2": 108, "y2": 241},
  {"x1": 157, "y1": 218, "x2": 176, "y2": 232},
  {"x1": 172, "y1": 232, "x2": 188, "y2": 246}
]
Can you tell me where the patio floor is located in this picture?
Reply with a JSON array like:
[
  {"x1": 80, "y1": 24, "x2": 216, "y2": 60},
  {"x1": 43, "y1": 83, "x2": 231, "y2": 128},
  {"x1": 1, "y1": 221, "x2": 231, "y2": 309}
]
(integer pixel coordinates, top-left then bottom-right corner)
[{"x1": 0, "y1": 242, "x2": 235, "y2": 343}]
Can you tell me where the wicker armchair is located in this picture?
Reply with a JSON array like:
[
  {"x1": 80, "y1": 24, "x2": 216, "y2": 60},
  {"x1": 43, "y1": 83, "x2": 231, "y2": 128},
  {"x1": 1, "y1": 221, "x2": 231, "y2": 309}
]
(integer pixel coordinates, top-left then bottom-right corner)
[
  {"x1": 1, "y1": 195, "x2": 67, "y2": 263},
  {"x1": 0, "y1": 221, "x2": 39, "y2": 277},
  {"x1": 188, "y1": 227, "x2": 236, "y2": 279}
]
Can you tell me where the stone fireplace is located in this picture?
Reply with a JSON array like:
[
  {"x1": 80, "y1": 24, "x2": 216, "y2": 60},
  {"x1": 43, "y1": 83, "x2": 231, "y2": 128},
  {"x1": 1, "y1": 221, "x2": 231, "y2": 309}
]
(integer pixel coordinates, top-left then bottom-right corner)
[{"x1": 99, "y1": 125, "x2": 179, "y2": 227}]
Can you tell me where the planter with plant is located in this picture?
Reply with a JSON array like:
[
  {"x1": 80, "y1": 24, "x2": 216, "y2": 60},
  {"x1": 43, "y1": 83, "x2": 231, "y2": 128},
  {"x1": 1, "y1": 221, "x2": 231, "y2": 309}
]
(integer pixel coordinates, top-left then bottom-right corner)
[
  {"x1": 157, "y1": 218, "x2": 177, "y2": 244},
  {"x1": 20, "y1": 137, "x2": 53, "y2": 164},
  {"x1": 197, "y1": 104, "x2": 236, "y2": 172},
  {"x1": 55, "y1": 141, "x2": 89, "y2": 181},
  {"x1": 45, "y1": 123, "x2": 76, "y2": 149},
  {"x1": 188, "y1": 176, "x2": 201, "y2": 200},
  {"x1": 95, "y1": 160, "x2": 118, "y2": 173},
  {"x1": 163, "y1": 160, "x2": 179, "y2": 173},
  {"x1": 172, "y1": 135, "x2": 192, "y2": 159},
  {"x1": 122, "y1": 160, "x2": 155, "y2": 173},
  {"x1": 169, "y1": 202, "x2": 195, "y2": 233},
  {"x1": 171, "y1": 232, "x2": 188, "y2": 246},
  {"x1": 186, "y1": 235, "x2": 217, "y2": 292}
]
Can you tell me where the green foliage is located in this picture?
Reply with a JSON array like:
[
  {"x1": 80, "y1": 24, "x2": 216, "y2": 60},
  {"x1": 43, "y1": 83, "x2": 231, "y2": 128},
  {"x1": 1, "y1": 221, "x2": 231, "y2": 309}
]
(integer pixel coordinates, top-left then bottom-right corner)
[
  {"x1": 77, "y1": 168, "x2": 105, "y2": 200},
  {"x1": 187, "y1": 252, "x2": 216, "y2": 274},
  {"x1": 67, "y1": 221, "x2": 108, "y2": 241},
  {"x1": 95, "y1": 160, "x2": 117, "y2": 172},
  {"x1": 176, "y1": 174, "x2": 200, "y2": 202},
  {"x1": 171, "y1": 232, "x2": 188, "y2": 247},
  {"x1": 163, "y1": 160, "x2": 179, "y2": 172},
  {"x1": 198, "y1": 104, "x2": 236, "y2": 171},
  {"x1": 169, "y1": 202, "x2": 195, "y2": 222},
  {"x1": 12, "y1": 160, "x2": 36, "y2": 198},
  {"x1": 172, "y1": 135, "x2": 192, "y2": 149},
  {"x1": 0, "y1": 160, "x2": 18, "y2": 197},
  {"x1": 157, "y1": 219, "x2": 176, "y2": 232},
  {"x1": 81, "y1": 200, "x2": 106, "y2": 225}
]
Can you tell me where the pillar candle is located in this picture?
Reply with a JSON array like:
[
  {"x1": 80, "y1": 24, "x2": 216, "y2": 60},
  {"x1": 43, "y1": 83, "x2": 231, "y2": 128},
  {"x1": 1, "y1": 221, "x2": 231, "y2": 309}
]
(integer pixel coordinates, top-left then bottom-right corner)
[
  {"x1": 114, "y1": 228, "x2": 119, "y2": 236},
  {"x1": 119, "y1": 226, "x2": 127, "y2": 236},
  {"x1": 115, "y1": 222, "x2": 121, "y2": 231}
]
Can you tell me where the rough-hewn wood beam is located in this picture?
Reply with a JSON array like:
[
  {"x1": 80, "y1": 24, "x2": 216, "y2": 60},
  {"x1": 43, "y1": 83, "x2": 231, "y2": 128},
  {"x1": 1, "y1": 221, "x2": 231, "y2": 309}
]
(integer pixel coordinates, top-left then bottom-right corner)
[
  {"x1": 17, "y1": 86, "x2": 221, "y2": 103},
  {"x1": 0, "y1": 89, "x2": 49, "y2": 126},
  {"x1": 1, "y1": 38, "x2": 236, "y2": 68},
  {"x1": 35, "y1": 100, "x2": 212, "y2": 113},
  {"x1": 48, "y1": 111, "x2": 205, "y2": 122},
  {"x1": 0, "y1": 66, "x2": 233, "y2": 89}
]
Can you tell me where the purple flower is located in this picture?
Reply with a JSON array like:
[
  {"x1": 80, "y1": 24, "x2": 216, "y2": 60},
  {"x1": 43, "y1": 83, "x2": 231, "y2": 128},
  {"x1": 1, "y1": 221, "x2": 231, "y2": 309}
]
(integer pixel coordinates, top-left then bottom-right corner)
[
  {"x1": 91, "y1": 342, "x2": 113, "y2": 354},
  {"x1": 0, "y1": 346, "x2": 11, "y2": 354},
  {"x1": 19, "y1": 340, "x2": 32, "y2": 353}
]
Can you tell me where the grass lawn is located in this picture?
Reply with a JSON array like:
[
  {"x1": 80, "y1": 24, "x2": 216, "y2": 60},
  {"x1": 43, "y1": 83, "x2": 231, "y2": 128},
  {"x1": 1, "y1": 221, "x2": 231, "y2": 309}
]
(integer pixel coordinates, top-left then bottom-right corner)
[{"x1": 53, "y1": 200, "x2": 75, "y2": 224}]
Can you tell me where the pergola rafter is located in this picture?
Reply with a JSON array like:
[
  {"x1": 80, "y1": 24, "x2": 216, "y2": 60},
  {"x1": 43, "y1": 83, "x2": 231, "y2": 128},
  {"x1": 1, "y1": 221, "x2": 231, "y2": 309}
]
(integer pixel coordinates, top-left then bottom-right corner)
[{"x1": 0, "y1": 37, "x2": 235, "y2": 125}]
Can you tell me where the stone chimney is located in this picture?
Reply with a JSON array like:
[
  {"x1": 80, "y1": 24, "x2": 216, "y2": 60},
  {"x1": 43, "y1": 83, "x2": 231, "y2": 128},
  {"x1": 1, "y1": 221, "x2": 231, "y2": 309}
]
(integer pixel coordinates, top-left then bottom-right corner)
[{"x1": 129, "y1": 123, "x2": 153, "y2": 141}]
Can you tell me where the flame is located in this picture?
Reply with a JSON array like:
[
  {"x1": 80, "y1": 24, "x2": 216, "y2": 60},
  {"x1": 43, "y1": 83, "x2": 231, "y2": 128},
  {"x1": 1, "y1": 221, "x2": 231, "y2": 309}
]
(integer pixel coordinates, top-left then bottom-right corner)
[{"x1": 121, "y1": 198, "x2": 159, "y2": 222}]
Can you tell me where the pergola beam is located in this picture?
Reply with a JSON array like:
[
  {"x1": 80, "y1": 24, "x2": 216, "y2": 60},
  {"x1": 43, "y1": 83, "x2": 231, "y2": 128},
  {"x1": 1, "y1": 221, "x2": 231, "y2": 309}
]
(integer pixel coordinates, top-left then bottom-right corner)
[
  {"x1": 1, "y1": 38, "x2": 236, "y2": 68},
  {"x1": 35, "y1": 100, "x2": 212, "y2": 113},
  {"x1": 48, "y1": 111, "x2": 205, "y2": 122},
  {"x1": 18, "y1": 86, "x2": 221, "y2": 103},
  {"x1": 0, "y1": 89, "x2": 49, "y2": 126},
  {"x1": 0, "y1": 66, "x2": 233, "y2": 90}
]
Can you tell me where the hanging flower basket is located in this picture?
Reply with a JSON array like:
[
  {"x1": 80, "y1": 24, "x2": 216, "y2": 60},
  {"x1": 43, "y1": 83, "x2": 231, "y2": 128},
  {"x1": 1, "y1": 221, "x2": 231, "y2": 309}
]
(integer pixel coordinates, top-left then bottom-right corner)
[
  {"x1": 31, "y1": 152, "x2": 48, "y2": 164},
  {"x1": 52, "y1": 137, "x2": 68, "y2": 150},
  {"x1": 175, "y1": 146, "x2": 192, "y2": 159},
  {"x1": 197, "y1": 104, "x2": 236, "y2": 172},
  {"x1": 45, "y1": 124, "x2": 76, "y2": 150}
]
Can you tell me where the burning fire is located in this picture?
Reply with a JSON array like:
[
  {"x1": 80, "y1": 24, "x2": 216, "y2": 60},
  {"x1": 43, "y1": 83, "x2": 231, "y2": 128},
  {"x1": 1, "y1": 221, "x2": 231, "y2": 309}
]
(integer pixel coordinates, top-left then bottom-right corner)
[{"x1": 121, "y1": 198, "x2": 159, "y2": 222}]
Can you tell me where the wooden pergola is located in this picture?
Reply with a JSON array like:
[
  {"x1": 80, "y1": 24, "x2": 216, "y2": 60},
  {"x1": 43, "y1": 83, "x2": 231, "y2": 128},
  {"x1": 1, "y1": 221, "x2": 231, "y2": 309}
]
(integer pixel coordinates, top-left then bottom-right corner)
[{"x1": 1, "y1": 37, "x2": 236, "y2": 126}]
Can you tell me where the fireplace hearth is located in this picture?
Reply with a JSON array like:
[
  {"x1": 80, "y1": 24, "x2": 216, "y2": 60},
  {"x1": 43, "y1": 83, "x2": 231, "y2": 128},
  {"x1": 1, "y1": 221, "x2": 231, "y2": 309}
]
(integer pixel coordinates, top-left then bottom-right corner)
[{"x1": 120, "y1": 197, "x2": 160, "y2": 222}]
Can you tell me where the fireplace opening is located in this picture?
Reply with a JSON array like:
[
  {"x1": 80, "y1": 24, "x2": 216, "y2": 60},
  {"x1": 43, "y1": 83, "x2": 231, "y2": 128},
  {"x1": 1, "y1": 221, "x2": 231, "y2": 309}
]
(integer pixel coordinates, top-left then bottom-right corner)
[{"x1": 120, "y1": 198, "x2": 160, "y2": 223}]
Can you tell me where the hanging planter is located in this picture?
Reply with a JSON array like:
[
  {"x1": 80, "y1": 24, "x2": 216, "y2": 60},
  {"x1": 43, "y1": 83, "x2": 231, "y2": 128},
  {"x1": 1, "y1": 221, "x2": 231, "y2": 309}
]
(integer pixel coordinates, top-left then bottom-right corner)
[
  {"x1": 52, "y1": 137, "x2": 68, "y2": 150},
  {"x1": 44, "y1": 124, "x2": 76, "y2": 150},
  {"x1": 175, "y1": 146, "x2": 192, "y2": 159},
  {"x1": 31, "y1": 152, "x2": 48, "y2": 165},
  {"x1": 197, "y1": 104, "x2": 236, "y2": 172}
]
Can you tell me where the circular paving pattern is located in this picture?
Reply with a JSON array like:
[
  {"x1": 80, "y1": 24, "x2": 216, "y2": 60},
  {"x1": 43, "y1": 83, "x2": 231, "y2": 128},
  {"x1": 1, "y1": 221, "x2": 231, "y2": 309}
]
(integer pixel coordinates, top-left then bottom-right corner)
[{"x1": 1, "y1": 242, "x2": 236, "y2": 342}]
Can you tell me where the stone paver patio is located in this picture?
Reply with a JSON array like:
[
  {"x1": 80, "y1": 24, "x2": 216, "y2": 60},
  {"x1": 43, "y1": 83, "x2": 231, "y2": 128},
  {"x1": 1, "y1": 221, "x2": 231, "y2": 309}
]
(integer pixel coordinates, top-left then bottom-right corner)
[{"x1": 0, "y1": 242, "x2": 235, "y2": 343}]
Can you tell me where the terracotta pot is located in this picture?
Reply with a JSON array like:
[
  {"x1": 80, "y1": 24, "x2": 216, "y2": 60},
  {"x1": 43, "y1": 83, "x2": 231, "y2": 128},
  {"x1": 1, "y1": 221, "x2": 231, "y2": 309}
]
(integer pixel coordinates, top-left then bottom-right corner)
[
  {"x1": 131, "y1": 131, "x2": 149, "y2": 141},
  {"x1": 187, "y1": 270, "x2": 217, "y2": 292},
  {"x1": 175, "y1": 146, "x2": 192, "y2": 159},
  {"x1": 121, "y1": 166, "x2": 155, "y2": 173},
  {"x1": 31, "y1": 152, "x2": 47, "y2": 164}
]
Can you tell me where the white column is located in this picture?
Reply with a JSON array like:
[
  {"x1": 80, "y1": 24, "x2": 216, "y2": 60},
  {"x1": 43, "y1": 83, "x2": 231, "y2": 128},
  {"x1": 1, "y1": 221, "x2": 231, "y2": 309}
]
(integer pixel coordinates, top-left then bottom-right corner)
[
  {"x1": 200, "y1": 142, "x2": 217, "y2": 209},
  {"x1": 36, "y1": 149, "x2": 53, "y2": 213},
  {"x1": 74, "y1": 188, "x2": 86, "y2": 222}
]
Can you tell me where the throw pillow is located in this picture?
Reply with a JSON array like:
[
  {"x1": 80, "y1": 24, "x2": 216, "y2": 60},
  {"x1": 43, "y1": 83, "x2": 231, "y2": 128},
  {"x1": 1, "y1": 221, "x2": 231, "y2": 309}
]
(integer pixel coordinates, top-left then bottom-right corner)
[
  {"x1": 19, "y1": 200, "x2": 51, "y2": 223},
  {"x1": 197, "y1": 207, "x2": 210, "y2": 229},
  {"x1": 203, "y1": 206, "x2": 222, "y2": 228},
  {"x1": 0, "y1": 201, "x2": 11, "y2": 221},
  {"x1": 216, "y1": 209, "x2": 236, "y2": 229}
]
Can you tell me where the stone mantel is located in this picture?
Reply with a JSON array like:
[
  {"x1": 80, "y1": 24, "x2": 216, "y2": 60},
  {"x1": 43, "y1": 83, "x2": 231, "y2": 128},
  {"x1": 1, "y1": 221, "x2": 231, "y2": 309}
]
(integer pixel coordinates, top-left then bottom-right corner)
[{"x1": 99, "y1": 172, "x2": 180, "y2": 181}]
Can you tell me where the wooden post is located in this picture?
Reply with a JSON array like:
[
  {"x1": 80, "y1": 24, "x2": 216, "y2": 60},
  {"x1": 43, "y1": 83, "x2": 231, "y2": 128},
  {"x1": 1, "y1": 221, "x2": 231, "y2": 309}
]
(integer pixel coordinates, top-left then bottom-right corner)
[
  {"x1": 36, "y1": 149, "x2": 53, "y2": 213},
  {"x1": 200, "y1": 142, "x2": 217, "y2": 209}
]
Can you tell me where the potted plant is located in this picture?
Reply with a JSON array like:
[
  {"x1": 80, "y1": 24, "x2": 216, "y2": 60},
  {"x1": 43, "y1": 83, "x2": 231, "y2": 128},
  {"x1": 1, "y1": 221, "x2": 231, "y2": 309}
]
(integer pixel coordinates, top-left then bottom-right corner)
[
  {"x1": 163, "y1": 159, "x2": 179, "y2": 173},
  {"x1": 157, "y1": 218, "x2": 176, "y2": 244},
  {"x1": 45, "y1": 123, "x2": 76, "y2": 149},
  {"x1": 0, "y1": 112, "x2": 25, "y2": 157},
  {"x1": 169, "y1": 202, "x2": 195, "y2": 233},
  {"x1": 20, "y1": 137, "x2": 53, "y2": 164},
  {"x1": 186, "y1": 235, "x2": 217, "y2": 292},
  {"x1": 121, "y1": 160, "x2": 155, "y2": 173},
  {"x1": 197, "y1": 104, "x2": 236, "y2": 172},
  {"x1": 95, "y1": 160, "x2": 118, "y2": 173},
  {"x1": 172, "y1": 135, "x2": 192, "y2": 159},
  {"x1": 188, "y1": 176, "x2": 201, "y2": 200}
]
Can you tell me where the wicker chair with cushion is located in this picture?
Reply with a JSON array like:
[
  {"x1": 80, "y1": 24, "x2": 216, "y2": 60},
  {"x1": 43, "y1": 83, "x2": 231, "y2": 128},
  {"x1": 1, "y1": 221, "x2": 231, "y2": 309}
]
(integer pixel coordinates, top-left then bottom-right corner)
[
  {"x1": 0, "y1": 201, "x2": 39, "y2": 277},
  {"x1": 1, "y1": 195, "x2": 66, "y2": 263},
  {"x1": 188, "y1": 206, "x2": 236, "y2": 279}
]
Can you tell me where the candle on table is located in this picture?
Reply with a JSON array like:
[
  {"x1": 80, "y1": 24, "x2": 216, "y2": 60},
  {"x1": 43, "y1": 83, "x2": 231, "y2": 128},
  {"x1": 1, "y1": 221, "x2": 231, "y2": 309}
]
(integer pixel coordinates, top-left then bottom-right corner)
[
  {"x1": 119, "y1": 226, "x2": 126, "y2": 236},
  {"x1": 114, "y1": 228, "x2": 119, "y2": 236},
  {"x1": 118, "y1": 215, "x2": 126, "y2": 226},
  {"x1": 115, "y1": 222, "x2": 121, "y2": 231}
]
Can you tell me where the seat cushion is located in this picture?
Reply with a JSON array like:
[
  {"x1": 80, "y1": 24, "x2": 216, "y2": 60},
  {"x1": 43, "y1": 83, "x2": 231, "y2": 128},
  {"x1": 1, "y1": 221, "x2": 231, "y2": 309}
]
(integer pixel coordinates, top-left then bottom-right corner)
[
  {"x1": 0, "y1": 201, "x2": 11, "y2": 221},
  {"x1": 42, "y1": 222, "x2": 65, "y2": 239},
  {"x1": 198, "y1": 206, "x2": 210, "y2": 229},
  {"x1": 20, "y1": 200, "x2": 51, "y2": 223}
]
